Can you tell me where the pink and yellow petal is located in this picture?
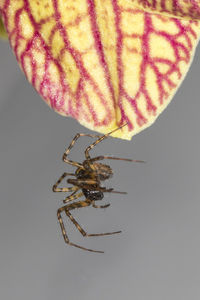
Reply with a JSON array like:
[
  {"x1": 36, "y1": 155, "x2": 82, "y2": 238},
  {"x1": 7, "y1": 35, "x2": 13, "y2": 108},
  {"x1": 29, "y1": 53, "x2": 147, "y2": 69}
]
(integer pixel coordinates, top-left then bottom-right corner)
[
  {"x1": 130, "y1": 0, "x2": 200, "y2": 21},
  {"x1": 0, "y1": 0, "x2": 200, "y2": 139}
]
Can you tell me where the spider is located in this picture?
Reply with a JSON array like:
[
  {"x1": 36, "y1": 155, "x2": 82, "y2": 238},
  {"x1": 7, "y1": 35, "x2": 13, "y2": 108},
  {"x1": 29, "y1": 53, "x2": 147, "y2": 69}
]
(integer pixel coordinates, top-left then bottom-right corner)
[{"x1": 53, "y1": 123, "x2": 144, "y2": 253}]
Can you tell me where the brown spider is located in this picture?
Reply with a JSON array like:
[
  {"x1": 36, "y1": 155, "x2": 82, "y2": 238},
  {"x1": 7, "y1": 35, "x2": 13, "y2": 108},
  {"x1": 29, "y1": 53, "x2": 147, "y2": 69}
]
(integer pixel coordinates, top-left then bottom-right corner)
[{"x1": 53, "y1": 123, "x2": 144, "y2": 253}]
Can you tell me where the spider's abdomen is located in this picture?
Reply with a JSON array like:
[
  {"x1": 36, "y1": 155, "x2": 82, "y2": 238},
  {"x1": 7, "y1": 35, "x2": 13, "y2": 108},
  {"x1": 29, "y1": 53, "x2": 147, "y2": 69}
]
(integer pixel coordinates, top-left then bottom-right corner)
[{"x1": 82, "y1": 189, "x2": 104, "y2": 201}]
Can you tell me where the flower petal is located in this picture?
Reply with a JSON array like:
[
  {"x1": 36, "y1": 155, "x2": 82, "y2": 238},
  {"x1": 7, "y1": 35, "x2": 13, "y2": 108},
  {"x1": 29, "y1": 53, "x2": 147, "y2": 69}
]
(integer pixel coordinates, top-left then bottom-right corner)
[
  {"x1": 0, "y1": 0, "x2": 200, "y2": 139},
  {"x1": 0, "y1": 15, "x2": 7, "y2": 38},
  {"x1": 130, "y1": 0, "x2": 200, "y2": 20}
]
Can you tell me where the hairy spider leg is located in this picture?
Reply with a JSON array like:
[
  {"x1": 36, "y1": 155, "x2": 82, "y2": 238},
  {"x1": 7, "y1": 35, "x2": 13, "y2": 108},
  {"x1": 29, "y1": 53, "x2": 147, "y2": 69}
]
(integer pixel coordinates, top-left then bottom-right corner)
[
  {"x1": 67, "y1": 178, "x2": 98, "y2": 187},
  {"x1": 65, "y1": 202, "x2": 121, "y2": 237},
  {"x1": 63, "y1": 191, "x2": 84, "y2": 204},
  {"x1": 85, "y1": 123, "x2": 128, "y2": 159},
  {"x1": 67, "y1": 179, "x2": 127, "y2": 195},
  {"x1": 97, "y1": 188, "x2": 127, "y2": 195},
  {"x1": 91, "y1": 200, "x2": 110, "y2": 209},
  {"x1": 53, "y1": 173, "x2": 83, "y2": 203},
  {"x1": 62, "y1": 133, "x2": 101, "y2": 168},
  {"x1": 64, "y1": 178, "x2": 123, "y2": 207},
  {"x1": 89, "y1": 189, "x2": 127, "y2": 208},
  {"x1": 89, "y1": 156, "x2": 146, "y2": 164},
  {"x1": 57, "y1": 200, "x2": 121, "y2": 253},
  {"x1": 57, "y1": 200, "x2": 102, "y2": 253},
  {"x1": 53, "y1": 172, "x2": 77, "y2": 192}
]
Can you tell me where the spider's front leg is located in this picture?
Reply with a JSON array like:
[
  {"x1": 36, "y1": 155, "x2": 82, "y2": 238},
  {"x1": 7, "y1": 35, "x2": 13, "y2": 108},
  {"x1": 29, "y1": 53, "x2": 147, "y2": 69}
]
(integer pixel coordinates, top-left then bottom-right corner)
[
  {"x1": 85, "y1": 123, "x2": 128, "y2": 159},
  {"x1": 63, "y1": 133, "x2": 101, "y2": 167}
]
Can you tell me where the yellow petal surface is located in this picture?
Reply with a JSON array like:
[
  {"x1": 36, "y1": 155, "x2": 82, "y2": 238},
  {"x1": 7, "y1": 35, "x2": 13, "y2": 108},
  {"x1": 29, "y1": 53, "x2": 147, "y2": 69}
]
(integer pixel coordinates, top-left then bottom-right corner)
[{"x1": 0, "y1": 0, "x2": 200, "y2": 139}]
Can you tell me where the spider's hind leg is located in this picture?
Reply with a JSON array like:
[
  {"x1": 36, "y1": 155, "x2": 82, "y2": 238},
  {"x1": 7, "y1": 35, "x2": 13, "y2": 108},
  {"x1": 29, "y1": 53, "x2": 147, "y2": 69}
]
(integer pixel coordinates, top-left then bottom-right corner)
[
  {"x1": 57, "y1": 200, "x2": 121, "y2": 253},
  {"x1": 65, "y1": 202, "x2": 121, "y2": 237},
  {"x1": 57, "y1": 200, "x2": 104, "y2": 253}
]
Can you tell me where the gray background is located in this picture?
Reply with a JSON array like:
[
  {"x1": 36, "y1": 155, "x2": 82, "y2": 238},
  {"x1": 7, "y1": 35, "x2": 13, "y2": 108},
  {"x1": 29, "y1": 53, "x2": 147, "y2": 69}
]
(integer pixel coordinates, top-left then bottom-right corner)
[{"x1": 0, "y1": 38, "x2": 200, "y2": 300}]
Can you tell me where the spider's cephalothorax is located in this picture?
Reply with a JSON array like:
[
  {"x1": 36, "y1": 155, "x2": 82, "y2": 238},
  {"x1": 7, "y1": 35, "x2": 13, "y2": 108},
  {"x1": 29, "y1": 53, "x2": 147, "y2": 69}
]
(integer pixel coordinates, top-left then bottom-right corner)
[
  {"x1": 53, "y1": 123, "x2": 144, "y2": 253},
  {"x1": 82, "y1": 160, "x2": 113, "y2": 181},
  {"x1": 75, "y1": 162, "x2": 113, "y2": 181}
]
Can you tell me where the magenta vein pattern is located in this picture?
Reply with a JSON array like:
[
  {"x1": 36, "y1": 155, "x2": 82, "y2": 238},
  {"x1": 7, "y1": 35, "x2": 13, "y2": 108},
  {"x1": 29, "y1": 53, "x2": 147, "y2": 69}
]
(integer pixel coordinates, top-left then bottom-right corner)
[{"x1": 1, "y1": 0, "x2": 200, "y2": 134}]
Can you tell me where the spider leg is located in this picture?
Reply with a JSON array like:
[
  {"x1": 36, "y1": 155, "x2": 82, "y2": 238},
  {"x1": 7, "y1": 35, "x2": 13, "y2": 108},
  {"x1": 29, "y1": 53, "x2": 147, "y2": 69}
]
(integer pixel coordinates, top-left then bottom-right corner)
[
  {"x1": 92, "y1": 200, "x2": 110, "y2": 209},
  {"x1": 63, "y1": 133, "x2": 101, "y2": 167},
  {"x1": 52, "y1": 172, "x2": 78, "y2": 193},
  {"x1": 99, "y1": 188, "x2": 127, "y2": 195},
  {"x1": 65, "y1": 182, "x2": 127, "y2": 195},
  {"x1": 90, "y1": 189, "x2": 126, "y2": 208},
  {"x1": 57, "y1": 200, "x2": 121, "y2": 253},
  {"x1": 67, "y1": 178, "x2": 98, "y2": 187},
  {"x1": 65, "y1": 203, "x2": 121, "y2": 237},
  {"x1": 66, "y1": 181, "x2": 126, "y2": 195},
  {"x1": 63, "y1": 191, "x2": 83, "y2": 204},
  {"x1": 57, "y1": 202, "x2": 103, "y2": 253},
  {"x1": 85, "y1": 123, "x2": 128, "y2": 159},
  {"x1": 88, "y1": 156, "x2": 145, "y2": 164}
]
